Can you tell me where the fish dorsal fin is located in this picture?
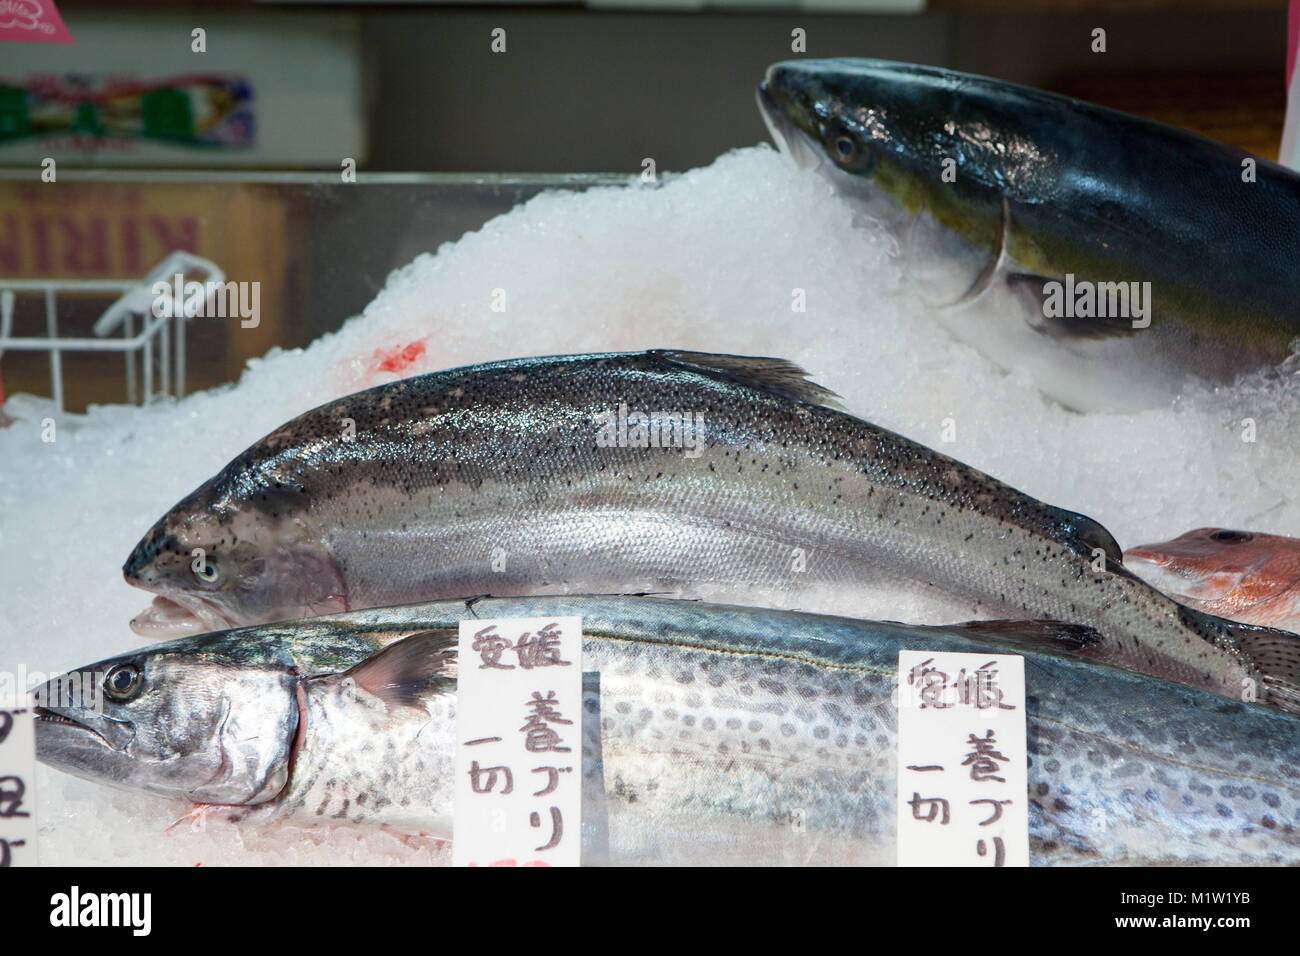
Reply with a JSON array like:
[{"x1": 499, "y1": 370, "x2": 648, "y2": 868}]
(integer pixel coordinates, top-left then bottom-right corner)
[
  {"x1": 653, "y1": 350, "x2": 843, "y2": 409},
  {"x1": 339, "y1": 628, "x2": 458, "y2": 709}
]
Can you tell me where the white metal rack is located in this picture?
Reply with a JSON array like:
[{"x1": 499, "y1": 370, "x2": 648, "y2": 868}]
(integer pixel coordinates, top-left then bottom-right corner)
[{"x1": 0, "y1": 252, "x2": 226, "y2": 412}]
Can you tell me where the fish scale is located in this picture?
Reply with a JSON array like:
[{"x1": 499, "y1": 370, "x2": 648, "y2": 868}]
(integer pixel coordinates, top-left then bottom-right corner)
[{"x1": 123, "y1": 350, "x2": 1300, "y2": 712}]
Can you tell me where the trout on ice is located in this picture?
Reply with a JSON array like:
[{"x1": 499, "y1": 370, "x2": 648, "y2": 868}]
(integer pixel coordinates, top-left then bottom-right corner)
[{"x1": 124, "y1": 350, "x2": 1300, "y2": 712}]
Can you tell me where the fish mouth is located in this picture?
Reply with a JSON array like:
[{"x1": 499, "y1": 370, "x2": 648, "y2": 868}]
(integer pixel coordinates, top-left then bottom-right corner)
[
  {"x1": 757, "y1": 78, "x2": 822, "y2": 171},
  {"x1": 130, "y1": 594, "x2": 235, "y2": 638},
  {"x1": 1122, "y1": 550, "x2": 1234, "y2": 602},
  {"x1": 1122, "y1": 546, "x2": 1170, "y2": 566},
  {"x1": 33, "y1": 700, "x2": 135, "y2": 759},
  {"x1": 33, "y1": 705, "x2": 111, "y2": 747}
]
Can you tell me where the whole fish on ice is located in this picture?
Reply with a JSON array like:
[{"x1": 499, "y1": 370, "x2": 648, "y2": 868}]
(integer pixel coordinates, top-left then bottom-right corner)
[
  {"x1": 34, "y1": 596, "x2": 1300, "y2": 865},
  {"x1": 122, "y1": 350, "x2": 1300, "y2": 713},
  {"x1": 1126, "y1": 528, "x2": 1300, "y2": 634},
  {"x1": 757, "y1": 58, "x2": 1300, "y2": 411}
]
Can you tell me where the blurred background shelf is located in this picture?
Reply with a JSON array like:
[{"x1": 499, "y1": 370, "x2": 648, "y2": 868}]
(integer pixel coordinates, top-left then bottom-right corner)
[
  {"x1": 2, "y1": 2, "x2": 1287, "y2": 172},
  {"x1": 0, "y1": 173, "x2": 627, "y2": 411}
]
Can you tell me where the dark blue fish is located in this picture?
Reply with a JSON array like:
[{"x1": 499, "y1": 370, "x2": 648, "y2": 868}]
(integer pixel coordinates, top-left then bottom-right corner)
[{"x1": 759, "y1": 58, "x2": 1300, "y2": 410}]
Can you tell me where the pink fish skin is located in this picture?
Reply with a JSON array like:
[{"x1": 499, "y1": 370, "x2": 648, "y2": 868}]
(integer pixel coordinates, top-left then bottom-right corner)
[{"x1": 1125, "y1": 528, "x2": 1300, "y2": 634}]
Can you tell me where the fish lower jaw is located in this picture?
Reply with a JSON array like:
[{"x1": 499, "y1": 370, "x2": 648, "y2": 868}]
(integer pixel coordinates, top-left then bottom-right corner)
[{"x1": 128, "y1": 595, "x2": 232, "y2": 638}]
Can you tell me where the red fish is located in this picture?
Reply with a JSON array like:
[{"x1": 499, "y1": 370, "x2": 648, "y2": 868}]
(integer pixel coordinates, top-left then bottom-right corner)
[{"x1": 1125, "y1": 528, "x2": 1300, "y2": 633}]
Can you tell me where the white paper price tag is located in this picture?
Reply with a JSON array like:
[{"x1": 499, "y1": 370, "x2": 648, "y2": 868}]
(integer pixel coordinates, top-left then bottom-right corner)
[
  {"x1": 897, "y1": 650, "x2": 1028, "y2": 868},
  {"x1": 453, "y1": 616, "x2": 582, "y2": 867},
  {"x1": 0, "y1": 703, "x2": 37, "y2": 867}
]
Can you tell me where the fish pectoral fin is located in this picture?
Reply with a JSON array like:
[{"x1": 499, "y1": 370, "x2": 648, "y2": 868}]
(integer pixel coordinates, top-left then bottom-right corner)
[
  {"x1": 166, "y1": 802, "x2": 246, "y2": 833},
  {"x1": 339, "y1": 628, "x2": 460, "y2": 710},
  {"x1": 949, "y1": 619, "x2": 1105, "y2": 655},
  {"x1": 921, "y1": 195, "x2": 1011, "y2": 312},
  {"x1": 1008, "y1": 273, "x2": 1143, "y2": 341}
]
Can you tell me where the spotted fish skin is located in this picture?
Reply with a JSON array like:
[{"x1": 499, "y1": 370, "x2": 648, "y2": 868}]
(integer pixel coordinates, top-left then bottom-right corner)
[
  {"x1": 121, "y1": 350, "x2": 1300, "y2": 713},
  {"x1": 270, "y1": 667, "x2": 457, "y2": 833},
  {"x1": 34, "y1": 597, "x2": 1300, "y2": 864},
  {"x1": 555, "y1": 596, "x2": 1300, "y2": 866}
]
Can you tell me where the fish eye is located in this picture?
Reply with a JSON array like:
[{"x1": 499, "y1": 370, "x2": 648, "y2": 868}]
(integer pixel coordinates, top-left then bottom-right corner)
[
  {"x1": 822, "y1": 127, "x2": 872, "y2": 172},
  {"x1": 194, "y1": 559, "x2": 220, "y2": 584},
  {"x1": 104, "y1": 663, "x2": 143, "y2": 701},
  {"x1": 1210, "y1": 530, "x2": 1253, "y2": 543}
]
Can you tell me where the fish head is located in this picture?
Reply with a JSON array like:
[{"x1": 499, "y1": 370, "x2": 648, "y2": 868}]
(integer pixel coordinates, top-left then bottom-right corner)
[
  {"x1": 33, "y1": 636, "x2": 301, "y2": 806},
  {"x1": 1124, "y1": 527, "x2": 1299, "y2": 603},
  {"x1": 1127, "y1": 527, "x2": 1260, "y2": 568},
  {"x1": 759, "y1": 58, "x2": 1050, "y2": 197},
  {"x1": 124, "y1": 482, "x2": 348, "y2": 637},
  {"x1": 760, "y1": 59, "x2": 1032, "y2": 305},
  {"x1": 758, "y1": 59, "x2": 956, "y2": 189}
]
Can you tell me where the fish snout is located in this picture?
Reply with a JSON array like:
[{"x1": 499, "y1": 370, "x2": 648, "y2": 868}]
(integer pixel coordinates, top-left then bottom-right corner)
[
  {"x1": 122, "y1": 529, "x2": 180, "y2": 584},
  {"x1": 757, "y1": 79, "x2": 820, "y2": 171},
  {"x1": 32, "y1": 671, "x2": 135, "y2": 756},
  {"x1": 1122, "y1": 544, "x2": 1169, "y2": 566}
]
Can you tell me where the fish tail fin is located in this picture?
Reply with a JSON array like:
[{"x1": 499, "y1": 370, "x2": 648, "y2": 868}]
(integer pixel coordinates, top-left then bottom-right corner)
[
  {"x1": 1179, "y1": 605, "x2": 1300, "y2": 715},
  {"x1": 956, "y1": 609, "x2": 1300, "y2": 715}
]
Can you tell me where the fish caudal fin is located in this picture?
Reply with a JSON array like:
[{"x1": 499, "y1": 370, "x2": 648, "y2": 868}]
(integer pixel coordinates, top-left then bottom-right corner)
[
  {"x1": 1172, "y1": 605, "x2": 1300, "y2": 714},
  {"x1": 1194, "y1": 611, "x2": 1300, "y2": 714}
]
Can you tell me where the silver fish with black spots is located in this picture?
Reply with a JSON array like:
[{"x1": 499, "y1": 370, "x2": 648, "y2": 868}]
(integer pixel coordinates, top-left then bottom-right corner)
[{"x1": 33, "y1": 596, "x2": 1300, "y2": 865}]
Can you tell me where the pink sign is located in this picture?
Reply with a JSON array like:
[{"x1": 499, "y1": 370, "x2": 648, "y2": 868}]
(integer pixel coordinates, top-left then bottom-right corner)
[{"x1": 0, "y1": 0, "x2": 73, "y2": 45}]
